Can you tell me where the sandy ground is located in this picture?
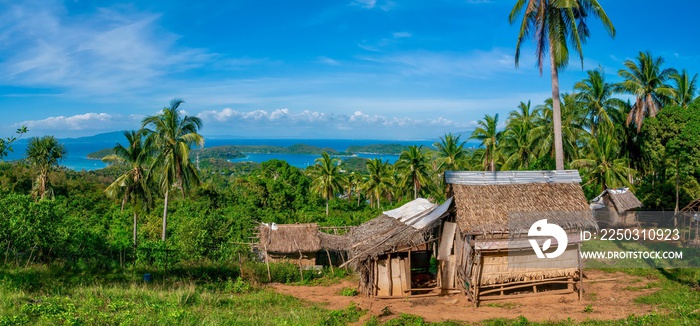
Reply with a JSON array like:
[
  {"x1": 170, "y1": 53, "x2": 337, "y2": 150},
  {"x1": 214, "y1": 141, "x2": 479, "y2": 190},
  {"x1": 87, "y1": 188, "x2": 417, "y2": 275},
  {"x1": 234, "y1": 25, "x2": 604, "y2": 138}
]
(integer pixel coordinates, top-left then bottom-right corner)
[{"x1": 271, "y1": 269, "x2": 664, "y2": 324}]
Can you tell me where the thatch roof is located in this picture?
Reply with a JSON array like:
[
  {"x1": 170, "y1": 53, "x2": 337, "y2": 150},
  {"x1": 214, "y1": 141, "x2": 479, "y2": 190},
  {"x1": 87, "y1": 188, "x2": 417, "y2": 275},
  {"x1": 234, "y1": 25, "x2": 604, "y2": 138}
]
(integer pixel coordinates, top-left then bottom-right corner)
[
  {"x1": 447, "y1": 170, "x2": 596, "y2": 235},
  {"x1": 340, "y1": 198, "x2": 453, "y2": 267},
  {"x1": 592, "y1": 188, "x2": 643, "y2": 213},
  {"x1": 318, "y1": 232, "x2": 351, "y2": 251},
  {"x1": 258, "y1": 223, "x2": 321, "y2": 254}
]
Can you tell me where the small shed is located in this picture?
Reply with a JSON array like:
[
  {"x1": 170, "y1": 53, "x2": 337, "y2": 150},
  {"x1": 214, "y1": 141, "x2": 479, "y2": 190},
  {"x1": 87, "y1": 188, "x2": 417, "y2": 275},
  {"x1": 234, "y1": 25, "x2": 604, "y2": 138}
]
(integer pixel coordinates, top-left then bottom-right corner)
[
  {"x1": 589, "y1": 188, "x2": 642, "y2": 227},
  {"x1": 675, "y1": 198, "x2": 700, "y2": 244},
  {"x1": 339, "y1": 198, "x2": 454, "y2": 297},
  {"x1": 446, "y1": 170, "x2": 597, "y2": 306},
  {"x1": 257, "y1": 223, "x2": 321, "y2": 266}
]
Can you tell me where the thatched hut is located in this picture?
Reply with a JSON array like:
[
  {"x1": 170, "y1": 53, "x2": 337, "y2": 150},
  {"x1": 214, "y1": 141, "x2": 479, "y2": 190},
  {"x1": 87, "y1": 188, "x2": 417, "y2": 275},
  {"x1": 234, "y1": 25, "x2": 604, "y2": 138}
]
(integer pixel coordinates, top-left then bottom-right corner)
[
  {"x1": 339, "y1": 198, "x2": 453, "y2": 297},
  {"x1": 589, "y1": 188, "x2": 642, "y2": 227},
  {"x1": 446, "y1": 170, "x2": 596, "y2": 306},
  {"x1": 257, "y1": 223, "x2": 321, "y2": 266}
]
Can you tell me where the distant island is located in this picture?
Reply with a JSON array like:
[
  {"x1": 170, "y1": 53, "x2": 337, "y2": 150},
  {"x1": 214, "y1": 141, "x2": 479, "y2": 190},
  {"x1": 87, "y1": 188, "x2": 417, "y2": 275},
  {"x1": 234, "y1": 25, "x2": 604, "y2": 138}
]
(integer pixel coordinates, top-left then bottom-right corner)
[
  {"x1": 86, "y1": 142, "x2": 411, "y2": 161},
  {"x1": 87, "y1": 148, "x2": 115, "y2": 160},
  {"x1": 345, "y1": 144, "x2": 407, "y2": 155}
]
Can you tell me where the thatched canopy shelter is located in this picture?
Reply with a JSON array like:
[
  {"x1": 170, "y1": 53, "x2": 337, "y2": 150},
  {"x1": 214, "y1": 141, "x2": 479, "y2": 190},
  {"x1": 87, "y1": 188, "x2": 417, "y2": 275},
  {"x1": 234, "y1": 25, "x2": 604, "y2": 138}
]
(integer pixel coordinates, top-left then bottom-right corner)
[
  {"x1": 341, "y1": 198, "x2": 452, "y2": 268},
  {"x1": 446, "y1": 170, "x2": 595, "y2": 305},
  {"x1": 591, "y1": 188, "x2": 642, "y2": 213},
  {"x1": 590, "y1": 188, "x2": 642, "y2": 227},
  {"x1": 257, "y1": 223, "x2": 321, "y2": 265},
  {"x1": 336, "y1": 198, "x2": 453, "y2": 297}
]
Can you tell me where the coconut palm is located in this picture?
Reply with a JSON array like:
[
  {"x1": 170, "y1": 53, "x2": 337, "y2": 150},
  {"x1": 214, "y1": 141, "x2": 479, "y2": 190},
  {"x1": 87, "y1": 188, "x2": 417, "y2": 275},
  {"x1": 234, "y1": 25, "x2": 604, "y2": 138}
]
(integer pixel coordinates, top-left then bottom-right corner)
[
  {"x1": 25, "y1": 136, "x2": 66, "y2": 200},
  {"x1": 435, "y1": 133, "x2": 468, "y2": 173},
  {"x1": 469, "y1": 114, "x2": 501, "y2": 171},
  {"x1": 617, "y1": 51, "x2": 676, "y2": 132},
  {"x1": 510, "y1": 0, "x2": 615, "y2": 170},
  {"x1": 529, "y1": 94, "x2": 590, "y2": 164},
  {"x1": 308, "y1": 152, "x2": 344, "y2": 216},
  {"x1": 571, "y1": 133, "x2": 634, "y2": 193},
  {"x1": 501, "y1": 120, "x2": 534, "y2": 170},
  {"x1": 363, "y1": 158, "x2": 394, "y2": 209},
  {"x1": 669, "y1": 69, "x2": 699, "y2": 108},
  {"x1": 105, "y1": 130, "x2": 152, "y2": 247},
  {"x1": 141, "y1": 99, "x2": 204, "y2": 241},
  {"x1": 574, "y1": 67, "x2": 627, "y2": 136},
  {"x1": 347, "y1": 172, "x2": 364, "y2": 206},
  {"x1": 501, "y1": 101, "x2": 541, "y2": 170},
  {"x1": 395, "y1": 145, "x2": 431, "y2": 199}
]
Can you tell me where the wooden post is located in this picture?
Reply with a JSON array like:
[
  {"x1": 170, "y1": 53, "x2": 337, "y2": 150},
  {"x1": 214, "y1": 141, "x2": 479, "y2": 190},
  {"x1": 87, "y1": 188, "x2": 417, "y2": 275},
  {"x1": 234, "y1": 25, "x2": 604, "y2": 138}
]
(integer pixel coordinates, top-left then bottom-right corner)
[
  {"x1": 387, "y1": 253, "x2": 393, "y2": 296},
  {"x1": 292, "y1": 239, "x2": 304, "y2": 282},
  {"x1": 474, "y1": 251, "x2": 483, "y2": 307},
  {"x1": 325, "y1": 249, "x2": 335, "y2": 275},
  {"x1": 577, "y1": 242, "x2": 583, "y2": 300},
  {"x1": 263, "y1": 245, "x2": 271, "y2": 283}
]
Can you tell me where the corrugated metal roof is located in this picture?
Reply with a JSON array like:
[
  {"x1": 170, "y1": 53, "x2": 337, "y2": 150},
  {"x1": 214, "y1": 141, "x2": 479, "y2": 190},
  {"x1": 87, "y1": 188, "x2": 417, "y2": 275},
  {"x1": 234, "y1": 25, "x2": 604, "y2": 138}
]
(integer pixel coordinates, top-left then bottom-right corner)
[
  {"x1": 445, "y1": 170, "x2": 582, "y2": 185},
  {"x1": 384, "y1": 197, "x2": 453, "y2": 230}
]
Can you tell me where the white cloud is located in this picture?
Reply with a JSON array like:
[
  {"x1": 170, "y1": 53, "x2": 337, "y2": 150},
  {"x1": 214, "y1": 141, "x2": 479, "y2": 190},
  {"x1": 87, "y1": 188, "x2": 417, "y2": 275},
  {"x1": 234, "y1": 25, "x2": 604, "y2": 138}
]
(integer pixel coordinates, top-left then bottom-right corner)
[
  {"x1": 317, "y1": 56, "x2": 341, "y2": 66},
  {"x1": 198, "y1": 108, "x2": 467, "y2": 133},
  {"x1": 360, "y1": 48, "x2": 532, "y2": 78},
  {"x1": 392, "y1": 32, "x2": 412, "y2": 38},
  {"x1": 0, "y1": 2, "x2": 257, "y2": 96},
  {"x1": 15, "y1": 113, "x2": 142, "y2": 133},
  {"x1": 353, "y1": 0, "x2": 377, "y2": 9},
  {"x1": 351, "y1": 0, "x2": 395, "y2": 11}
]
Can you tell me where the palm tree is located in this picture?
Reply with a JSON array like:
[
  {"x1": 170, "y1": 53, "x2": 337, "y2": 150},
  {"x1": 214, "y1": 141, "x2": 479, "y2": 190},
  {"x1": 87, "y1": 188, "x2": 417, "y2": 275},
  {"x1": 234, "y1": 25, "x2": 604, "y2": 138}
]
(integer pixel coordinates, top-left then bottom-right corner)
[
  {"x1": 395, "y1": 145, "x2": 431, "y2": 199},
  {"x1": 25, "y1": 136, "x2": 66, "y2": 200},
  {"x1": 435, "y1": 133, "x2": 468, "y2": 173},
  {"x1": 509, "y1": 101, "x2": 539, "y2": 131},
  {"x1": 501, "y1": 101, "x2": 541, "y2": 170},
  {"x1": 510, "y1": 0, "x2": 615, "y2": 170},
  {"x1": 347, "y1": 172, "x2": 364, "y2": 206},
  {"x1": 105, "y1": 130, "x2": 152, "y2": 247},
  {"x1": 529, "y1": 94, "x2": 591, "y2": 165},
  {"x1": 669, "y1": 69, "x2": 699, "y2": 108},
  {"x1": 141, "y1": 99, "x2": 204, "y2": 241},
  {"x1": 574, "y1": 67, "x2": 626, "y2": 136},
  {"x1": 308, "y1": 152, "x2": 344, "y2": 216},
  {"x1": 469, "y1": 114, "x2": 501, "y2": 171},
  {"x1": 501, "y1": 120, "x2": 533, "y2": 170},
  {"x1": 571, "y1": 133, "x2": 634, "y2": 193},
  {"x1": 363, "y1": 158, "x2": 394, "y2": 209},
  {"x1": 617, "y1": 51, "x2": 676, "y2": 132}
]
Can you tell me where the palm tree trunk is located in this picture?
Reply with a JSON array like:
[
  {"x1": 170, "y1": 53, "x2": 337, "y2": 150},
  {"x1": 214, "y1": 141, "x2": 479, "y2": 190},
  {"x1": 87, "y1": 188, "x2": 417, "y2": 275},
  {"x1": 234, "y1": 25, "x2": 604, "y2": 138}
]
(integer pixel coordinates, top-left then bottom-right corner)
[
  {"x1": 413, "y1": 178, "x2": 418, "y2": 199},
  {"x1": 162, "y1": 189, "x2": 169, "y2": 241},
  {"x1": 133, "y1": 210, "x2": 138, "y2": 248},
  {"x1": 325, "y1": 198, "x2": 329, "y2": 217},
  {"x1": 675, "y1": 159, "x2": 680, "y2": 214},
  {"x1": 549, "y1": 42, "x2": 565, "y2": 171}
]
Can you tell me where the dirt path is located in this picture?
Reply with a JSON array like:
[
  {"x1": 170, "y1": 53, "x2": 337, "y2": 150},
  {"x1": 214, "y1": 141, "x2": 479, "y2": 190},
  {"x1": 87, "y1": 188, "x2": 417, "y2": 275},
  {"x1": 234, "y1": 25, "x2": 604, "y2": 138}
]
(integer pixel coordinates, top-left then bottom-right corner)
[{"x1": 271, "y1": 269, "x2": 664, "y2": 324}]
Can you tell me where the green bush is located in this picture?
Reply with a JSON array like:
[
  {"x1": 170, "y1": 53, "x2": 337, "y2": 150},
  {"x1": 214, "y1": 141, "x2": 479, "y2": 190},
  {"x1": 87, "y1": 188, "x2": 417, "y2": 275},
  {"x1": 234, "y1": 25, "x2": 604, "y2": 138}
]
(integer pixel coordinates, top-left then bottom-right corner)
[{"x1": 339, "y1": 287, "x2": 358, "y2": 296}]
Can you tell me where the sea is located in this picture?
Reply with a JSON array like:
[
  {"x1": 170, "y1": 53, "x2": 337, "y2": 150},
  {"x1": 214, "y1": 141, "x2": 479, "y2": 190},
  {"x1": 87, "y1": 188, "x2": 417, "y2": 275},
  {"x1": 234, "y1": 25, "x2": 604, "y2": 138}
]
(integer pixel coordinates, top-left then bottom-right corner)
[{"x1": 3, "y1": 137, "x2": 479, "y2": 171}]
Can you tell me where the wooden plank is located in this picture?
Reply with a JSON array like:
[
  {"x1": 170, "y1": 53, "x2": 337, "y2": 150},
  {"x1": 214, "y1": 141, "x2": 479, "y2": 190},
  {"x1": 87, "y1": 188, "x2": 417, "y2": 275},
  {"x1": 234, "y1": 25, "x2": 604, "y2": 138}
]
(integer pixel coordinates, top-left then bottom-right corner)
[
  {"x1": 391, "y1": 257, "x2": 403, "y2": 297},
  {"x1": 437, "y1": 222, "x2": 457, "y2": 261},
  {"x1": 377, "y1": 259, "x2": 390, "y2": 297},
  {"x1": 387, "y1": 254, "x2": 393, "y2": 296},
  {"x1": 399, "y1": 258, "x2": 410, "y2": 296},
  {"x1": 375, "y1": 290, "x2": 461, "y2": 299},
  {"x1": 448, "y1": 254, "x2": 456, "y2": 289},
  {"x1": 478, "y1": 288, "x2": 573, "y2": 301}
]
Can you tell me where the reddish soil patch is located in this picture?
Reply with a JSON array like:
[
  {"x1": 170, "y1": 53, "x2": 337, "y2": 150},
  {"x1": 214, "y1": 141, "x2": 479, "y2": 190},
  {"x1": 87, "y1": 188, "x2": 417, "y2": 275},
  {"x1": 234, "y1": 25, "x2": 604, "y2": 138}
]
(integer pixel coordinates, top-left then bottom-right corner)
[{"x1": 271, "y1": 270, "x2": 664, "y2": 324}]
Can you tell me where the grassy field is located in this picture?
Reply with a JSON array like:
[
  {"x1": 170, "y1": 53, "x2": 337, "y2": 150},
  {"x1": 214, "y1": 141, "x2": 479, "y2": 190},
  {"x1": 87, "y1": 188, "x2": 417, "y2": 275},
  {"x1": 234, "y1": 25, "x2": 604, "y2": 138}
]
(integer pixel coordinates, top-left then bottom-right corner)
[
  {"x1": 0, "y1": 265, "x2": 365, "y2": 326},
  {"x1": 0, "y1": 263, "x2": 698, "y2": 325}
]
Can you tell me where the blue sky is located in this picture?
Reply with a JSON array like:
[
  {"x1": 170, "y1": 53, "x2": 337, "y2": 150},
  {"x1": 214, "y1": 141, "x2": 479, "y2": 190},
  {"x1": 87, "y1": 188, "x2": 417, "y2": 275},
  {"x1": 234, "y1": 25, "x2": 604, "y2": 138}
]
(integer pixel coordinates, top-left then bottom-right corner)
[{"x1": 1, "y1": 0, "x2": 698, "y2": 139}]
